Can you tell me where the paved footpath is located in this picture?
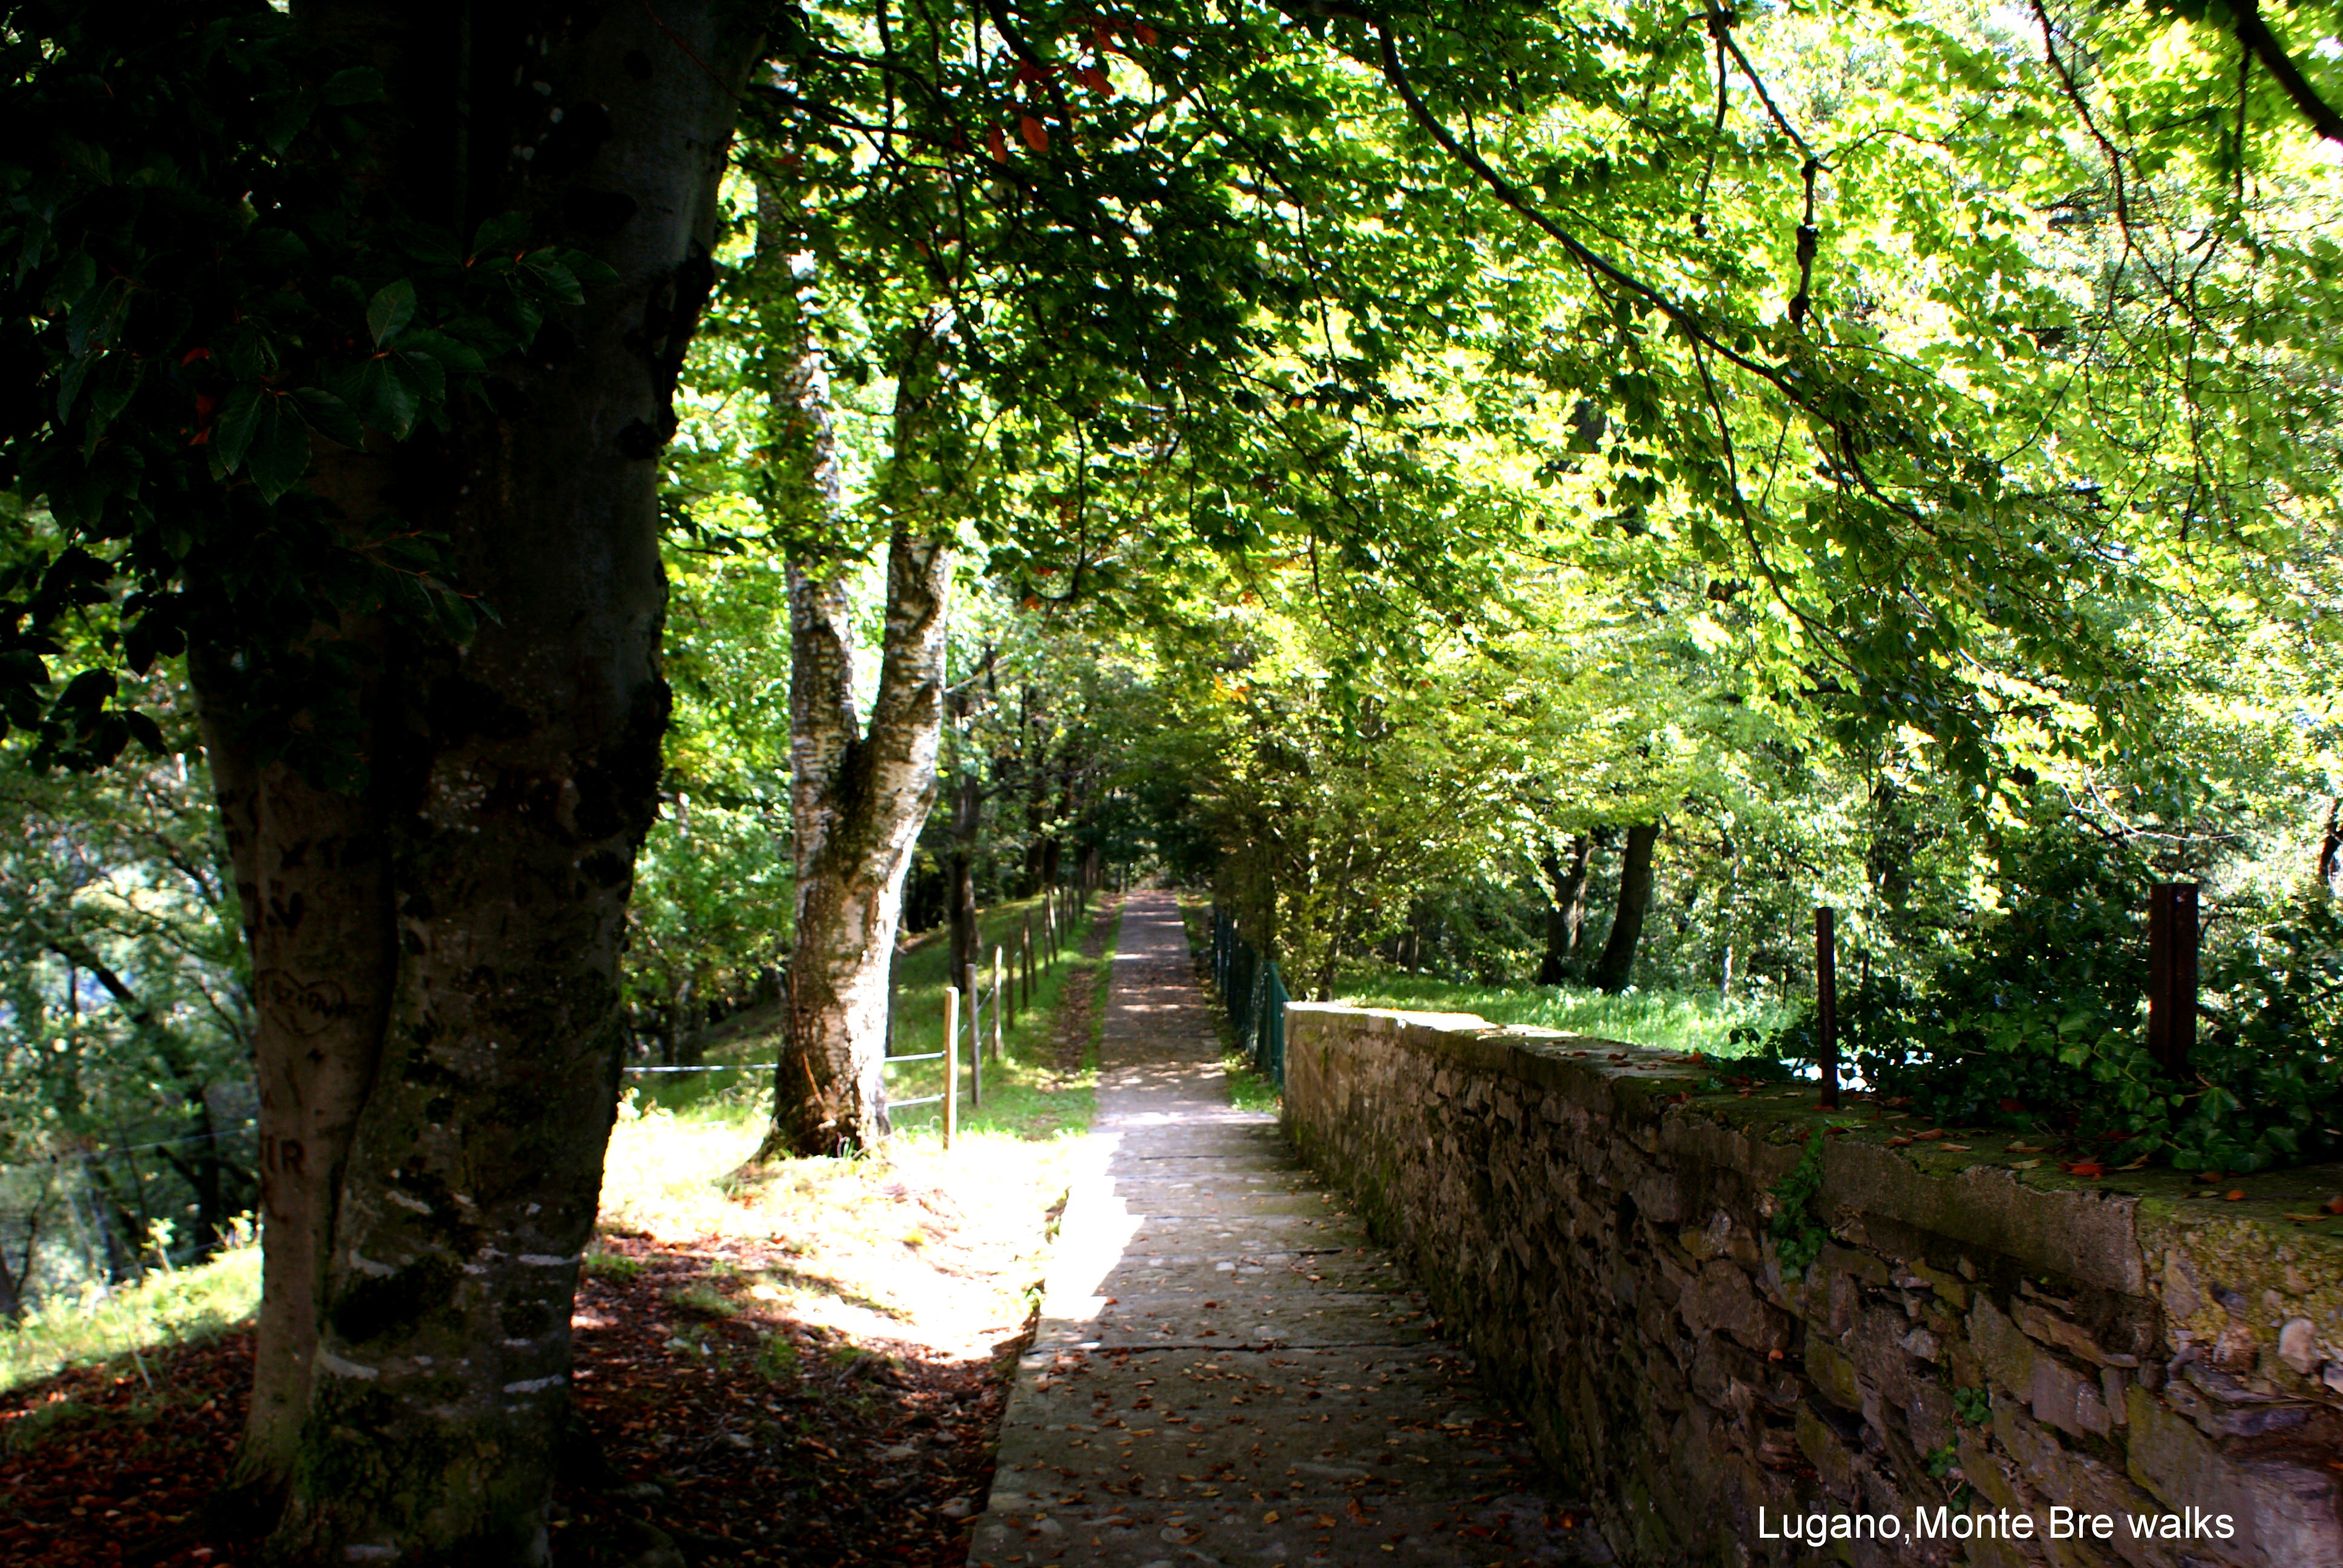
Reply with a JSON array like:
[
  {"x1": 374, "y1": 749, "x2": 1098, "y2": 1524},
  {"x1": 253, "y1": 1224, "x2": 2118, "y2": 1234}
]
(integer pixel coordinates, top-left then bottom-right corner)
[{"x1": 970, "y1": 891, "x2": 1610, "y2": 1568}]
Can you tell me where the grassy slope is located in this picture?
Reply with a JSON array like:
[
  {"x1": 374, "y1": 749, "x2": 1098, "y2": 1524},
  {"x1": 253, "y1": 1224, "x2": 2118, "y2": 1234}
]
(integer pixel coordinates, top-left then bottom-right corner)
[
  {"x1": 627, "y1": 892, "x2": 1108, "y2": 1142},
  {"x1": 2, "y1": 893, "x2": 1115, "y2": 1395},
  {"x1": 1330, "y1": 972, "x2": 1784, "y2": 1057},
  {"x1": 0, "y1": 1247, "x2": 261, "y2": 1395}
]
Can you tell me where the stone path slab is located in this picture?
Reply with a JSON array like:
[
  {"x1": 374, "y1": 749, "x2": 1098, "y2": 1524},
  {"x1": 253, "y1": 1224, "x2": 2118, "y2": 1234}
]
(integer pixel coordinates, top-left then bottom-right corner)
[{"x1": 971, "y1": 890, "x2": 1611, "y2": 1567}]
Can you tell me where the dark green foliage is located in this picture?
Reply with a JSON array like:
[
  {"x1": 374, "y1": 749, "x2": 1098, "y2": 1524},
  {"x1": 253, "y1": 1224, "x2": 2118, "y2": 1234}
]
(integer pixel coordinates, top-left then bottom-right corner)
[
  {"x1": 1751, "y1": 822, "x2": 2343, "y2": 1172},
  {"x1": 1768, "y1": 1131, "x2": 1828, "y2": 1278},
  {"x1": 0, "y1": 1, "x2": 609, "y2": 779}
]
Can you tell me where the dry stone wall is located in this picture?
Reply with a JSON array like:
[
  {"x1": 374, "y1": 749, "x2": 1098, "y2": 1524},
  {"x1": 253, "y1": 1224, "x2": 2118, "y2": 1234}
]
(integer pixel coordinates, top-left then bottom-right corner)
[{"x1": 1281, "y1": 1002, "x2": 2343, "y2": 1567}]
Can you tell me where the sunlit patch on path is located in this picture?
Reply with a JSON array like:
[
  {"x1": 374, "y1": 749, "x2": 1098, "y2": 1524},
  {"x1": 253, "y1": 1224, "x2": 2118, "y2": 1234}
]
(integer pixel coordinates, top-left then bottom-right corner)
[{"x1": 972, "y1": 891, "x2": 1610, "y2": 1567}]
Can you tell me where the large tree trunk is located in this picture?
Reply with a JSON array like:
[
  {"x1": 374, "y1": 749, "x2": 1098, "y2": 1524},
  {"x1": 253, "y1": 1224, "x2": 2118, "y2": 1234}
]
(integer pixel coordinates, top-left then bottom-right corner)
[
  {"x1": 1590, "y1": 822, "x2": 1660, "y2": 996},
  {"x1": 1534, "y1": 834, "x2": 1591, "y2": 986},
  {"x1": 762, "y1": 520, "x2": 954, "y2": 1157},
  {"x1": 757, "y1": 253, "x2": 958, "y2": 1158},
  {"x1": 189, "y1": 6, "x2": 758, "y2": 1559}
]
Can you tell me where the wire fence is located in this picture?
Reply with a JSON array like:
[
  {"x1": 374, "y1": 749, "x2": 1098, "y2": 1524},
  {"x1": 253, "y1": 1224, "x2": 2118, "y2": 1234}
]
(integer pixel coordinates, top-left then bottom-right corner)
[
  {"x1": 2, "y1": 889, "x2": 1110, "y2": 1316},
  {"x1": 0, "y1": 1110, "x2": 266, "y2": 1316},
  {"x1": 1208, "y1": 907, "x2": 1288, "y2": 1086}
]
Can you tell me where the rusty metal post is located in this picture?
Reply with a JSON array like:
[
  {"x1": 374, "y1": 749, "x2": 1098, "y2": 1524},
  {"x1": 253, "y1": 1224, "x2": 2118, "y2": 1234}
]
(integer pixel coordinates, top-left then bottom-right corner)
[
  {"x1": 2148, "y1": 883, "x2": 2200, "y2": 1074},
  {"x1": 1817, "y1": 907, "x2": 1840, "y2": 1110}
]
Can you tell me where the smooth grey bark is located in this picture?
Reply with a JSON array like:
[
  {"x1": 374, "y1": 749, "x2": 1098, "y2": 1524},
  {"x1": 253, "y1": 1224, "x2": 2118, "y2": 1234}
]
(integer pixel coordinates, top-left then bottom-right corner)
[
  {"x1": 762, "y1": 513, "x2": 954, "y2": 1157},
  {"x1": 1591, "y1": 822, "x2": 1661, "y2": 995},
  {"x1": 1534, "y1": 834, "x2": 1592, "y2": 986},
  {"x1": 0, "y1": 1179, "x2": 38, "y2": 1321},
  {"x1": 188, "y1": 5, "x2": 759, "y2": 1560}
]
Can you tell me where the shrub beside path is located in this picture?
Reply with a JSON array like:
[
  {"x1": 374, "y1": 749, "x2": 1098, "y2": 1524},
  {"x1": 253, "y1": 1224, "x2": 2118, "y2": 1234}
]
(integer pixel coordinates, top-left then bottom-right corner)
[{"x1": 971, "y1": 890, "x2": 1610, "y2": 1567}]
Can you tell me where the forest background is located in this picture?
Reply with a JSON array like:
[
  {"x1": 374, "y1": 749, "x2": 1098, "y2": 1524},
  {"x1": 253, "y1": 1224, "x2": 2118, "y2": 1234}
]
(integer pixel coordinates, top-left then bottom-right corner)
[{"x1": 6, "y1": 0, "x2": 2343, "y2": 1559}]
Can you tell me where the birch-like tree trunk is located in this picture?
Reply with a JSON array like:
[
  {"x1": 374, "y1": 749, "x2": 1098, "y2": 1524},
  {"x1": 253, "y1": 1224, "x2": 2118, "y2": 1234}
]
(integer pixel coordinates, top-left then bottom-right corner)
[{"x1": 750, "y1": 183, "x2": 958, "y2": 1157}]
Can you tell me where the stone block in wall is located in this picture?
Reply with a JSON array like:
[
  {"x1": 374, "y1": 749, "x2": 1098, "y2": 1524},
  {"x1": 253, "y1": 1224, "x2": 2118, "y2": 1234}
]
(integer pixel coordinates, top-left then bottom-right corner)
[
  {"x1": 1848, "y1": 1302, "x2": 1928, "y2": 1412},
  {"x1": 1823, "y1": 1241, "x2": 1894, "y2": 1289},
  {"x1": 1908, "y1": 1258, "x2": 1973, "y2": 1310},
  {"x1": 2017, "y1": 1298, "x2": 2112, "y2": 1367},
  {"x1": 1826, "y1": 1151, "x2": 2147, "y2": 1296},
  {"x1": 1686, "y1": 1207, "x2": 1758, "y2": 1266},
  {"x1": 1684, "y1": 1258, "x2": 1795, "y2": 1355},
  {"x1": 1973, "y1": 1296, "x2": 2040, "y2": 1400},
  {"x1": 1797, "y1": 1399, "x2": 1865, "y2": 1501},
  {"x1": 1987, "y1": 1400, "x2": 2174, "y2": 1566},
  {"x1": 1631, "y1": 1168, "x2": 1688, "y2": 1225},
  {"x1": 1906, "y1": 1377, "x2": 1960, "y2": 1458},
  {"x1": 1809, "y1": 1336, "x2": 1867, "y2": 1414},
  {"x1": 2031, "y1": 1353, "x2": 2114, "y2": 1439},
  {"x1": 2126, "y1": 1385, "x2": 2343, "y2": 1566}
]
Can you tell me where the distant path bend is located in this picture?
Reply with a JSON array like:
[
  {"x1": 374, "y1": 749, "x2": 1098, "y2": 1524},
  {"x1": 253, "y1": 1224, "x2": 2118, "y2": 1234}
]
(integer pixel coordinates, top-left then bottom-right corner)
[{"x1": 971, "y1": 890, "x2": 1608, "y2": 1567}]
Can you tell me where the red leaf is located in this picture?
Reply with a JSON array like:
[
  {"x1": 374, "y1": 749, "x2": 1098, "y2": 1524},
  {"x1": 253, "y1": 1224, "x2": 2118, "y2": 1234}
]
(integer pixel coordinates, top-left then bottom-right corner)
[
  {"x1": 1135, "y1": 21, "x2": 1158, "y2": 45},
  {"x1": 1020, "y1": 115, "x2": 1049, "y2": 152},
  {"x1": 1080, "y1": 65, "x2": 1113, "y2": 94},
  {"x1": 986, "y1": 125, "x2": 1009, "y2": 163},
  {"x1": 2063, "y1": 1160, "x2": 2106, "y2": 1179}
]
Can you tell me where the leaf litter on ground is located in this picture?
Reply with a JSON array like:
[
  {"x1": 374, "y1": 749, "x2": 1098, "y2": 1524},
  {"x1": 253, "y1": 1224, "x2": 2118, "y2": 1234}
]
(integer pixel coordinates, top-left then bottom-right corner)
[{"x1": 0, "y1": 903, "x2": 1116, "y2": 1568}]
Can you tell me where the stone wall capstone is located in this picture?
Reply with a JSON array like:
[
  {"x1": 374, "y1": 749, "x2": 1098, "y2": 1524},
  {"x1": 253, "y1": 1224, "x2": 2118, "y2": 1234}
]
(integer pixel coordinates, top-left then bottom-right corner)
[{"x1": 1280, "y1": 1002, "x2": 2343, "y2": 1567}]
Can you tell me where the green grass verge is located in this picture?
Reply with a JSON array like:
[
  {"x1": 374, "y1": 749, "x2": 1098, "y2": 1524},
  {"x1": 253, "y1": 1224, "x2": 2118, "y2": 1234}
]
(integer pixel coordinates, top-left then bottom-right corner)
[
  {"x1": 887, "y1": 892, "x2": 1110, "y2": 1145},
  {"x1": 8, "y1": 897, "x2": 1115, "y2": 1398},
  {"x1": 0, "y1": 1243, "x2": 261, "y2": 1396},
  {"x1": 1332, "y1": 971, "x2": 1784, "y2": 1057}
]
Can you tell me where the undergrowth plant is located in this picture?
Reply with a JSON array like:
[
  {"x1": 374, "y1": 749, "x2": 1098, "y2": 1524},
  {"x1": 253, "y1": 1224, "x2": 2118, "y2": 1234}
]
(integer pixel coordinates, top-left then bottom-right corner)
[{"x1": 1750, "y1": 824, "x2": 2343, "y2": 1172}]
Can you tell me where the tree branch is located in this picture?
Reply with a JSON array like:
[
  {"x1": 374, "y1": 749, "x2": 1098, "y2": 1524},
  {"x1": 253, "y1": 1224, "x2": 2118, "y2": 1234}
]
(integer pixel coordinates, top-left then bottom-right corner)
[{"x1": 2232, "y1": 0, "x2": 2343, "y2": 143}]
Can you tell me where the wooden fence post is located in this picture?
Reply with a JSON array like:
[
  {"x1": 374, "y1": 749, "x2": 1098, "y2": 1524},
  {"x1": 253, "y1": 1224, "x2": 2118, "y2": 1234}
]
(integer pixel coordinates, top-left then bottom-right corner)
[
  {"x1": 995, "y1": 946, "x2": 1008, "y2": 1052},
  {"x1": 2148, "y1": 883, "x2": 2200, "y2": 1074},
  {"x1": 1816, "y1": 907, "x2": 1839, "y2": 1111}
]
